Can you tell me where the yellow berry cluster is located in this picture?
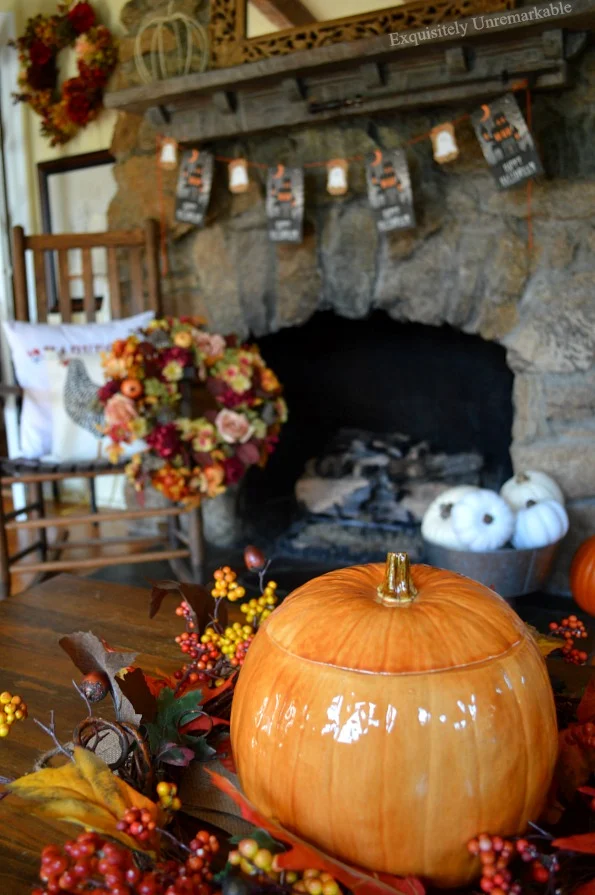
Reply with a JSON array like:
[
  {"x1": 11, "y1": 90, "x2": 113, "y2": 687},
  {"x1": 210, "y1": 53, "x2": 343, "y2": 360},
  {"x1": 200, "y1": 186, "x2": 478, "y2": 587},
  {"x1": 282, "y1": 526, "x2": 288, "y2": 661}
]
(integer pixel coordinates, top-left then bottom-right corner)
[
  {"x1": 0, "y1": 691, "x2": 28, "y2": 739},
  {"x1": 211, "y1": 566, "x2": 246, "y2": 602},
  {"x1": 292, "y1": 869, "x2": 341, "y2": 895},
  {"x1": 207, "y1": 623, "x2": 253, "y2": 654},
  {"x1": 228, "y1": 840, "x2": 339, "y2": 894},
  {"x1": 240, "y1": 580, "x2": 278, "y2": 625},
  {"x1": 156, "y1": 780, "x2": 182, "y2": 811}
]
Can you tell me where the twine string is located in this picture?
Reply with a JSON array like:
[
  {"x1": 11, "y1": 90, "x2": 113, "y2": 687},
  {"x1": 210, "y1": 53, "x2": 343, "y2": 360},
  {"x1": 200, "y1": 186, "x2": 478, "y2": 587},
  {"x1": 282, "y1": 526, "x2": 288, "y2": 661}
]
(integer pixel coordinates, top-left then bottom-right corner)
[{"x1": 525, "y1": 85, "x2": 534, "y2": 258}]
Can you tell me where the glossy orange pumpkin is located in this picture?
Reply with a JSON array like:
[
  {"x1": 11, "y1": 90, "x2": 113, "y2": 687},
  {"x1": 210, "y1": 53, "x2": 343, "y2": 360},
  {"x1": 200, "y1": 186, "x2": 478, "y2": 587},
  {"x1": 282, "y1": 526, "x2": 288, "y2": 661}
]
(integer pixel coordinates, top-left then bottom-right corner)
[
  {"x1": 121, "y1": 377, "x2": 143, "y2": 399},
  {"x1": 231, "y1": 554, "x2": 557, "y2": 888},
  {"x1": 571, "y1": 536, "x2": 595, "y2": 615}
]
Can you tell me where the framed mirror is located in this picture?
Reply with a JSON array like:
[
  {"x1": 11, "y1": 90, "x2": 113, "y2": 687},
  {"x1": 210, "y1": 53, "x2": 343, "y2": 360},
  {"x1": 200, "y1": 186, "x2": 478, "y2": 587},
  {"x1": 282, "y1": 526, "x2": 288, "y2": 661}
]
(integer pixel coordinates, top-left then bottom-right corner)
[{"x1": 209, "y1": 0, "x2": 511, "y2": 67}]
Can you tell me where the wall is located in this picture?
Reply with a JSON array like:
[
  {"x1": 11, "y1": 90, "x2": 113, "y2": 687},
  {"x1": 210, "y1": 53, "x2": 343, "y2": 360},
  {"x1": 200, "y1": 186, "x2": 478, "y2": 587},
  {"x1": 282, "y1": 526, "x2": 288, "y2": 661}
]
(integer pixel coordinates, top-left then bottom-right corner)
[
  {"x1": 0, "y1": 0, "x2": 128, "y2": 229},
  {"x1": 247, "y1": 0, "x2": 402, "y2": 38}
]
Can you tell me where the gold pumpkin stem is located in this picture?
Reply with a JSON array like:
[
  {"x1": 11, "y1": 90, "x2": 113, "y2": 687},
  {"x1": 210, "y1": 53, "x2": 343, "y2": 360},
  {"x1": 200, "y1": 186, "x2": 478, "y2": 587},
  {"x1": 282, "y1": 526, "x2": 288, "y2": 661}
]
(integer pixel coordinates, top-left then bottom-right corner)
[{"x1": 376, "y1": 552, "x2": 417, "y2": 606}]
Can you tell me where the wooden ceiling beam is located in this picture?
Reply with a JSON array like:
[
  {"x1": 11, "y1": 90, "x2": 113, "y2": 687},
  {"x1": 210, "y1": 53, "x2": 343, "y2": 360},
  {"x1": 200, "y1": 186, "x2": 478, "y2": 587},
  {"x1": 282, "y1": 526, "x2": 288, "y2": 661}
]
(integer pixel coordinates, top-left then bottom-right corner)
[{"x1": 249, "y1": 0, "x2": 317, "y2": 30}]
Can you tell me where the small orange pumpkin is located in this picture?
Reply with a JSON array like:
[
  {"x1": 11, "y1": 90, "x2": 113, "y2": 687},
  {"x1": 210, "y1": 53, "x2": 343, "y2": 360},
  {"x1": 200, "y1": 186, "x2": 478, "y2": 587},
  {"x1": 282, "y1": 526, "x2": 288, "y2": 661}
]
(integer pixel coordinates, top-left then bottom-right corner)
[
  {"x1": 570, "y1": 536, "x2": 595, "y2": 615},
  {"x1": 121, "y1": 378, "x2": 143, "y2": 400},
  {"x1": 231, "y1": 553, "x2": 557, "y2": 887}
]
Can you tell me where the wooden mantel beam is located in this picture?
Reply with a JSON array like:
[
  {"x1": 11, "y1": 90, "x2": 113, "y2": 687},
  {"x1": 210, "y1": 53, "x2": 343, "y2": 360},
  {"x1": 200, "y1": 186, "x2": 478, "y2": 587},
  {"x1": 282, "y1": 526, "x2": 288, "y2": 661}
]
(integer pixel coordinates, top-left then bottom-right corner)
[{"x1": 249, "y1": 0, "x2": 317, "y2": 29}]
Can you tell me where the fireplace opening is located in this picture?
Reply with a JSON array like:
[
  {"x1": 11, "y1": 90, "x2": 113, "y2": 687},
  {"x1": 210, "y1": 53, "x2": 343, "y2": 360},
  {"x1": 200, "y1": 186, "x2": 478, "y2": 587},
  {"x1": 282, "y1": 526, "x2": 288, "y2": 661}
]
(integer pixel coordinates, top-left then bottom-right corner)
[{"x1": 239, "y1": 311, "x2": 514, "y2": 561}]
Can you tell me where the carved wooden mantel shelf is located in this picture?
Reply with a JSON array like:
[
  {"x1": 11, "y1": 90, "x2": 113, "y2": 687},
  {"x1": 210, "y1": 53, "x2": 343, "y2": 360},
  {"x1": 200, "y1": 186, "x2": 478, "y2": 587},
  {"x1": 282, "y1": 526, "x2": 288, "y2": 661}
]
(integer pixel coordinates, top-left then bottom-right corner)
[{"x1": 105, "y1": 0, "x2": 595, "y2": 143}]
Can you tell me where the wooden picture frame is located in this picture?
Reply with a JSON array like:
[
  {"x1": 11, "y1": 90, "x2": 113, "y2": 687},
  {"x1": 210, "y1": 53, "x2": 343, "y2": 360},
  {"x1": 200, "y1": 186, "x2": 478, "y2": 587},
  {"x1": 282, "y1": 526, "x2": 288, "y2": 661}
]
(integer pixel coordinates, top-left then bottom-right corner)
[
  {"x1": 209, "y1": 0, "x2": 516, "y2": 67},
  {"x1": 37, "y1": 150, "x2": 115, "y2": 314}
]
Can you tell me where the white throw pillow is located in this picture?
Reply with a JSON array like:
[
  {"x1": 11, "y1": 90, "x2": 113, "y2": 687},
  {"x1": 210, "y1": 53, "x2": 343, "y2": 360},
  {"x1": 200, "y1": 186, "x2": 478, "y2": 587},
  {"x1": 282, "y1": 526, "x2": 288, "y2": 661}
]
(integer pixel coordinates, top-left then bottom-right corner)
[{"x1": 3, "y1": 312, "x2": 154, "y2": 458}]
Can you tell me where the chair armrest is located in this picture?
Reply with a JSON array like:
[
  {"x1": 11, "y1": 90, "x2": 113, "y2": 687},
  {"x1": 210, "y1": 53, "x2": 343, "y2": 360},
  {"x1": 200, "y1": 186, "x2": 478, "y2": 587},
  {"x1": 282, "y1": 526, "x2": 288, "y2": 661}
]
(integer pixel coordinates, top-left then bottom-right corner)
[{"x1": 0, "y1": 385, "x2": 23, "y2": 401}]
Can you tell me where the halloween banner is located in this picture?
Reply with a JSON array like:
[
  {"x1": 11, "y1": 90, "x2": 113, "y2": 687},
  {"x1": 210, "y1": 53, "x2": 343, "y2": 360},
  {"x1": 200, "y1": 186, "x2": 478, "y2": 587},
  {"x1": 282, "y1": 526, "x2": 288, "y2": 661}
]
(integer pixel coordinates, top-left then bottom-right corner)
[
  {"x1": 175, "y1": 149, "x2": 214, "y2": 226},
  {"x1": 365, "y1": 149, "x2": 415, "y2": 232},
  {"x1": 472, "y1": 93, "x2": 542, "y2": 190},
  {"x1": 266, "y1": 165, "x2": 304, "y2": 243}
]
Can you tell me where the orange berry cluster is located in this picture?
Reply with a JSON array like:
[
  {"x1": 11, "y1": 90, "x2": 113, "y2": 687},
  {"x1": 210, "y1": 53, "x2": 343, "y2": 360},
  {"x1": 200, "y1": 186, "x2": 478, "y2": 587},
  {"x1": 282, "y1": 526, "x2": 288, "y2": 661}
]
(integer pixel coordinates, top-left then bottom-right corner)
[
  {"x1": 549, "y1": 615, "x2": 589, "y2": 664},
  {"x1": 116, "y1": 806, "x2": 157, "y2": 845},
  {"x1": 0, "y1": 691, "x2": 28, "y2": 739},
  {"x1": 156, "y1": 780, "x2": 182, "y2": 812},
  {"x1": 211, "y1": 567, "x2": 246, "y2": 602},
  {"x1": 228, "y1": 840, "x2": 340, "y2": 894}
]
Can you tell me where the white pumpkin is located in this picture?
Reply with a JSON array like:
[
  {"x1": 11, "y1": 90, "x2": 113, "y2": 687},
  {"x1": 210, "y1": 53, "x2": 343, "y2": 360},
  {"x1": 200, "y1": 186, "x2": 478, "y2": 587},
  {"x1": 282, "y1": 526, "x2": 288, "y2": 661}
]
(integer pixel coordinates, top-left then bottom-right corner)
[
  {"x1": 500, "y1": 470, "x2": 564, "y2": 511},
  {"x1": 512, "y1": 499, "x2": 569, "y2": 550},
  {"x1": 451, "y1": 489, "x2": 515, "y2": 552},
  {"x1": 421, "y1": 485, "x2": 479, "y2": 549}
]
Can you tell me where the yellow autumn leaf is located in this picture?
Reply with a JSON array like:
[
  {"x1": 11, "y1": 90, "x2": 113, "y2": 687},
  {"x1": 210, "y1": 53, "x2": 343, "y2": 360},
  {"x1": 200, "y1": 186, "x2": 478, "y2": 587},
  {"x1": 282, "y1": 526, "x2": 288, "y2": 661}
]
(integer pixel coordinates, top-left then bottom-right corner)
[
  {"x1": 526, "y1": 623, "x2": 564, "y2": 658},
  {"x1": 7, "y1": 746, "x2": 162, "y2": 852}
]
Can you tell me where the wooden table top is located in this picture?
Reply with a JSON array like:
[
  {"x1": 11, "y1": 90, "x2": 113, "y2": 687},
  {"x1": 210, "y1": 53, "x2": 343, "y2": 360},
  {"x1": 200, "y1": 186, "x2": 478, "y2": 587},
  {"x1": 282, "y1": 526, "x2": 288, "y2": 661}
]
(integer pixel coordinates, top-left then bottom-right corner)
[{"x1": 0, "y1": 574, "x2": 183, "y2": 893}]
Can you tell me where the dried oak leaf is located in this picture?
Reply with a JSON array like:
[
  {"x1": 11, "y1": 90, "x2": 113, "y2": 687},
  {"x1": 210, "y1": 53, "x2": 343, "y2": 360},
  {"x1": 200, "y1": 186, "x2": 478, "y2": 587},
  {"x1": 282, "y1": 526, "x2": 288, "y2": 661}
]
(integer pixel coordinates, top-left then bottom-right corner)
[
  {"x1": 117, "y1": 667, "x2": 158, "y2": 724},
  {"x1": 7, "y1": 746, "x2": 162, "y2": 853},
  {"x1": 149, "y1": 580, "x2": 227, "y2": 631},
  {"x1": 59, "y1": 631, "x2": 140, "y2": 725},
  {"x1": 207, "y1": 770, "x2": 425, "y2": 895}
]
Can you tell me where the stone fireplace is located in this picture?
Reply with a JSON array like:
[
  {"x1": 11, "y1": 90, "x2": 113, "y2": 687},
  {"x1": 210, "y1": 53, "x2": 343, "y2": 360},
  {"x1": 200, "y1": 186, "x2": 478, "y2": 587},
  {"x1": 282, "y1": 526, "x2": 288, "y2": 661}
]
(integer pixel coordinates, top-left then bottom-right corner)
[{"x1": 109, "y1": 6, "x2": 595, "y2": 592}]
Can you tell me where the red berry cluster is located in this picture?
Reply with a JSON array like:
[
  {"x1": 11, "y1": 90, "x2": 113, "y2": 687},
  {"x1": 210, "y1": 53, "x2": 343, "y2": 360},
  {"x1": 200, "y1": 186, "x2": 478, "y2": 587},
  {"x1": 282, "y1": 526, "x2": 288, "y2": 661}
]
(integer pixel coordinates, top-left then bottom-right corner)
[
  {"x1": 567, "y1": 721, "x2": 595, "y2": 751},
  {"x1": 515, "y1": 839, "x2": 558, "y2": 885},
  {"x1": 33, "y1": 833, "x2": 156, "y2": 894},
  {"x1": 468, "y1": 834, "x2": 559, "y2": 894},
  {"x1": 174, "y1": 631, "x2": 222, "y2": 685},
  {"x1": 32, "y1": 831, "x2": 221, "y2": 895},
  {"x1": 116, "y1": 806, "x2": 157, "y2": 846},
  {"x1": 186, "y1": 831, "x2": 220, "y2": 882},
  {"x1": 549, "y1": 615, "x2": 589, "y2": 665},
  {"x1": 175, "y1": 601, "x2": 196, "y2": 630},
  {"x1": 468, "y1": 833, "x2": 520, "y2": 895}
]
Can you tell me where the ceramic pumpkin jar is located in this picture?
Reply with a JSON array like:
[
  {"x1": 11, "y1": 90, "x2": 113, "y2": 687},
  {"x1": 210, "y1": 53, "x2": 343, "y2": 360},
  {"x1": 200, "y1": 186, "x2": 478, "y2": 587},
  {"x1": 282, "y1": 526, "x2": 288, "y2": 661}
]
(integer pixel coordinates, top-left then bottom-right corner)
[{"x1": 231, "y1": 554, "x2": 557, "y2": 888}]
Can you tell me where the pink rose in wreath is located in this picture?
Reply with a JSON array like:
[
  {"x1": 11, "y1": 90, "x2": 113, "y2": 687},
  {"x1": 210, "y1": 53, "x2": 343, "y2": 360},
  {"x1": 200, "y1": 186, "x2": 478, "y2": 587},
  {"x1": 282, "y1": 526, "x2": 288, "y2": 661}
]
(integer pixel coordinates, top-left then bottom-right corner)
[
  {"x1": 195, "y1": 331, "x2": 226, "y2": 359},
  {"x1": 215, "y1": 409, "x2": 254, "y2": 444},
  {"x1": 104, "y1": 393, "x2": 138, "y2": 429}
]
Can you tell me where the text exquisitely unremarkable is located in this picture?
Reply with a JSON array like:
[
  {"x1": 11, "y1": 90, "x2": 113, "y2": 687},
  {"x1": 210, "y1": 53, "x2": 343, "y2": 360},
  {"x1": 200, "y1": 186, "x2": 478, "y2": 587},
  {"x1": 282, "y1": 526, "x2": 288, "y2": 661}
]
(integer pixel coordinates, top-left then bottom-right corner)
[{"x1": 388, "y1": 2, "x2": 573, "y2": 48}]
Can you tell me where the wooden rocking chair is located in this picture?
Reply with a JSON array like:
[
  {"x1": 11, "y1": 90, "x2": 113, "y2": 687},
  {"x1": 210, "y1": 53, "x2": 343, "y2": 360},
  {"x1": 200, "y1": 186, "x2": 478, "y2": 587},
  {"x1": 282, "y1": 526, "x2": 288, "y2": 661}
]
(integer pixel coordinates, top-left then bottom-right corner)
[{"x1": 0, "y1": 220, "x2": 205, "y2": 599}]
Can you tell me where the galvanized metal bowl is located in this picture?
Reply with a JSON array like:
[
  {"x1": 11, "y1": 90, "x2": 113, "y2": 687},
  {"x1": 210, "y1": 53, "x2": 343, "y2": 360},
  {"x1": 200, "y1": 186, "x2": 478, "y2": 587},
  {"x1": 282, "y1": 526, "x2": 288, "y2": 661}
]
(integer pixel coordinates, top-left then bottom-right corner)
[{"x1": 422, "y1": 538, "x2": 562, "y2": 598}]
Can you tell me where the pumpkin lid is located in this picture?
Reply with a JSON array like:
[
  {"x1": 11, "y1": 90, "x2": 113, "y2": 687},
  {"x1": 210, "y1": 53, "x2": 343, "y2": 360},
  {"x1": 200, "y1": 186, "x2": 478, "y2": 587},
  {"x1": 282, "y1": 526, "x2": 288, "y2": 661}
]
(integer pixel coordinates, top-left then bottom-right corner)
[{"x1": 263, "y1": 554, "x2": 529, "y2": 675}]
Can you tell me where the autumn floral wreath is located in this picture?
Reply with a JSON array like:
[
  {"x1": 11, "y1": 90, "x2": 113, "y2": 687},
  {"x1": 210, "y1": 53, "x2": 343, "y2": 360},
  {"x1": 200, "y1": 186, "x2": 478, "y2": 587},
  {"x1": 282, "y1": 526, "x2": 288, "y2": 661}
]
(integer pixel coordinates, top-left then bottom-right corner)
[
  {"x1": 12, "y1": 2, "x2": 118, "y2": 146},
  {"x1": 98, "y1": 317, "x2": 288, "y2": 503}
]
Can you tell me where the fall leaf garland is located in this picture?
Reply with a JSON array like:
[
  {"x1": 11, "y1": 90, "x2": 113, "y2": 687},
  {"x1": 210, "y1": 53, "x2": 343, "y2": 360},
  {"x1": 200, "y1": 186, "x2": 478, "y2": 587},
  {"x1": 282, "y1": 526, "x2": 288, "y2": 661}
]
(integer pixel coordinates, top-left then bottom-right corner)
[
  {"x1": 11, "y1": 2, "x2": 118, "y2": 146},
  {"x1": 2, "y1": 556, "x2": 595, "y2": 894},
  {"x1": 7, "y1": 746, "x2": 163, "y2": 854}
]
